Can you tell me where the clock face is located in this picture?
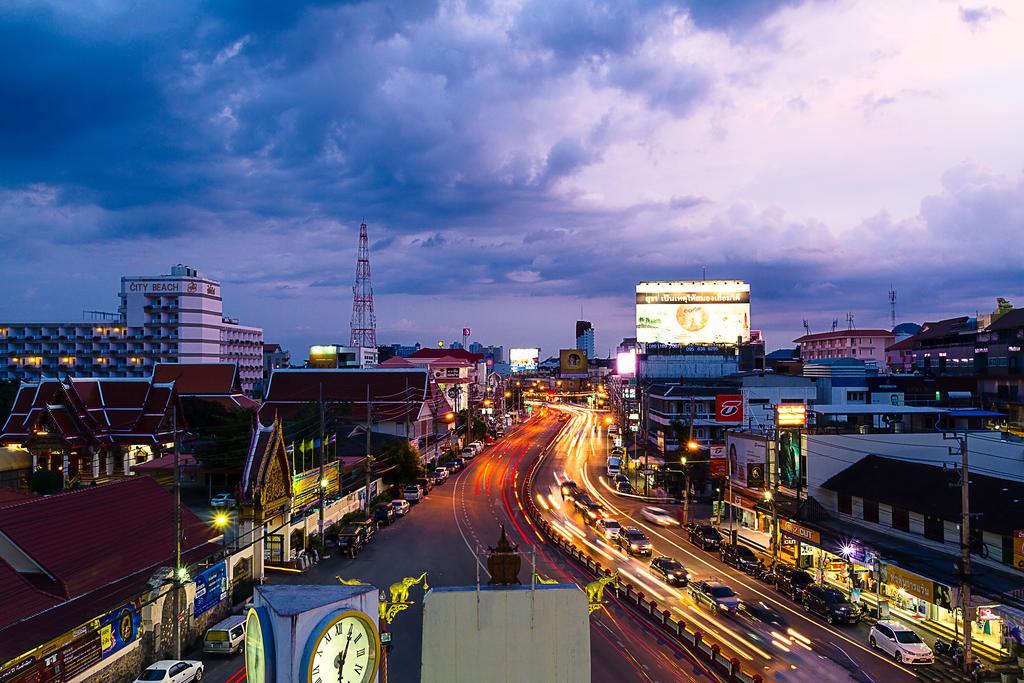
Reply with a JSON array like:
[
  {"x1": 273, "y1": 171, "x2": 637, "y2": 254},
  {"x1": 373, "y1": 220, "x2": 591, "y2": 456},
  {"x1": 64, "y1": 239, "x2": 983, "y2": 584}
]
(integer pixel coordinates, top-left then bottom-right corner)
[
  {"x1": 305, "y1": 610, "x2": 379, "y2": 683},
  {"x1": 245, "y1": 607, "x2": 275, "y2": 683}
]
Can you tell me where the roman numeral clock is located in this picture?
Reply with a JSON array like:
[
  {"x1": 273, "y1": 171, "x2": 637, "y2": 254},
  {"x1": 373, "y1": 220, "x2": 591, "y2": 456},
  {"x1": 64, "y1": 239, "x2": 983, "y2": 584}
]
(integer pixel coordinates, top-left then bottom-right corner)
[{"x1": 246, "y1": 584, "x2": 381, "y2": 683}]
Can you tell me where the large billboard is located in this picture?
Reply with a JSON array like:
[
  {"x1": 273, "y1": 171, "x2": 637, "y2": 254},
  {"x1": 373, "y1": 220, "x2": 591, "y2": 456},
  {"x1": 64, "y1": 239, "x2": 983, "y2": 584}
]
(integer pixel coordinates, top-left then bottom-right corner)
[
  {"x1": 616, "y1": 350, "x2": 636, "y2": 377},
  {"x1": 727, "y1": 432, "x2": 767, "y2": 489},
  {"x1": 560, "y1": 349, "x2": 588, "y2": 378},
  {"x1": 509, "y1": 348, "x2": 539, "y2": 374},
  {"x1": 636, "y1": 280, "x2": 750, "y2": 344}
]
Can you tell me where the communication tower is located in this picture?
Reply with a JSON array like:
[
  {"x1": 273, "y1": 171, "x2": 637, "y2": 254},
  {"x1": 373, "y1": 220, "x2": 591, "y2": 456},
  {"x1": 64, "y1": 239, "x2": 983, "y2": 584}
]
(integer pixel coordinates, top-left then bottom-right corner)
[{"x1": 349, "y1": 222, "x2": 377, "y2": 348}]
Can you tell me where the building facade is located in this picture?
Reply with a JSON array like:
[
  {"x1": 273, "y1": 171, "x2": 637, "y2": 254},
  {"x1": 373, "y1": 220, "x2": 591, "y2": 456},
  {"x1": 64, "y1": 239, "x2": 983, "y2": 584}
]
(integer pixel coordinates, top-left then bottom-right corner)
[
  {"x1": 793, "y1": 329, "x2": 895, "y2": 367},
  {"x1": 0, "y1": 264, "x2": 264, "y2": 395},
  {"x1": 575, "y1": 321, "x2": 595, "y2": 359}
]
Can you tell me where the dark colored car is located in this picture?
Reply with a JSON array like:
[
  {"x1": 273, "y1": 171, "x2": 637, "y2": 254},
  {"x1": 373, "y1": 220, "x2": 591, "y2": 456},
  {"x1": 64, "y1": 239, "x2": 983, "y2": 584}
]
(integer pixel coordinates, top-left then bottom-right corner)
[
  {"x1": 688, "y1": 524, "x2": 722, "y2": 551},
  {"x1": 688, "y1": 580, "x2": 740, "y2": 614},
  {"x1": 650, "y1": 556, "x2": 688, "y2": 586},
  {"x1": 416, "y1": 477, "x2": 433, "y2": 495},
  {"x1": 560, "y1": 480, "x2": 580, "y2": 500},
  {"x1": 351, "y1": 518, "x2": 377, "y2": 542},
  {"x1": 334, "y1": 525, "x2": 367, "y2": 557},
  {"x1": 774, "y1": 566, "x2": 814, "y2": 601},
  {"x1": 574, "y1": 495, "x2": 604, "y2": 524},
  {"x1": 616, "y1": 481, "x2": 634, "y2": 494},
  {"x1": 803, "y1": 585, "x2": 860, "y2": 625},
  {"x1": 613, "y1": 474, "x2": 629, "y2": 486},
  {"x1": 741, "y1": 600, "x2": 787, "y2": 627},
  {"x1": 617, "y1": 527, "x2": 653, "y2": 556},
  {"x1": 720, "y1": 543, "x2": 759, "y2": 572},
  {"x1": 373, "y1": 504, "x2": 395, "y2": 526}
]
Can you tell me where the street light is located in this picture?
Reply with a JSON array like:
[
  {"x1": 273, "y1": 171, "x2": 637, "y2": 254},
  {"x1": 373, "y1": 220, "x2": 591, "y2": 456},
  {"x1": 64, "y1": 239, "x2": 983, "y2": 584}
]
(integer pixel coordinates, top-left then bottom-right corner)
[{"x1": 213, "y1": 512, "x2": 229, "y2": 556}]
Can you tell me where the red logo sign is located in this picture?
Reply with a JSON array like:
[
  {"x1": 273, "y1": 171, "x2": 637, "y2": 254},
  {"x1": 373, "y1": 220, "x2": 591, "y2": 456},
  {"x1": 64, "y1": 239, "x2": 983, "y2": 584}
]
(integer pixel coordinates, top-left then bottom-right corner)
[{"x1": 715, "y1": 395, "x2": 743, "y2": 423}]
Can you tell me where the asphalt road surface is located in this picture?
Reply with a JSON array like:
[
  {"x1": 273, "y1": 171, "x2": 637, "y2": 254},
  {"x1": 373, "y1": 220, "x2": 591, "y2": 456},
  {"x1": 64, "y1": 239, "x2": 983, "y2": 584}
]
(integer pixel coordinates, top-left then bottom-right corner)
[{"x1": 191, "y1": 413, "x2": 721, "y2": 682}]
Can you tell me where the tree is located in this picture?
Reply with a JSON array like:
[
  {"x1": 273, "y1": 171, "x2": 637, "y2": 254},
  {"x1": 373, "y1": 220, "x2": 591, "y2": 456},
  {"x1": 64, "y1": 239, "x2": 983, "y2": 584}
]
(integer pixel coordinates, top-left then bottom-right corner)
[
  {"x1": 181, "y1": 398, "x2": 256, "y2": 471},
  {"x1": 30, "y1": 468, "x2": 62, "y2": 495},
  {"x1": 456, "y1": 410, "x2": 487, "y2": 441},
  {"x1": 668, "y1": 420, "x2": 709, "y2": 496},
  {"x1": 379, "y1": 440, "x2": 425, "y2": 486}
]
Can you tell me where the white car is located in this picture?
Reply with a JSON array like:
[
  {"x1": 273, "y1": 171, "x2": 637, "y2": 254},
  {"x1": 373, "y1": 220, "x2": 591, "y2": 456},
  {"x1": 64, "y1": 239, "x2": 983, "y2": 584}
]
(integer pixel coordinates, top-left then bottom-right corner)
[
  {"x1": 461, "y1": 447, "x2": 475, "y2": 459},
  {"x1": 209, "y1": 493, "x2": 235, "y2": 508},
  {"x1": 403, "y1": 485, "x2": 423, "y2": 503},
  {"x1": 469, "y1": 441, "x2": 484, "y2": 454},
  {"x1": 134, "y1": 660, "x2": 204, "y2": 682},
  {"x1": 641, "y1": 506, "x2": 679, "y2": 527},
  {"x1": 596, "y1": 518, "x2": 622, "y2": 540},
  {"x1": 869, "y1": 621, "x2": 933, "y2": 664},
  {"x1": 432, "y1": 467, "x2": 449, "y2": 482},
  {"x1": 391, "y1": 499, "x2": 411, "y2": 516}
]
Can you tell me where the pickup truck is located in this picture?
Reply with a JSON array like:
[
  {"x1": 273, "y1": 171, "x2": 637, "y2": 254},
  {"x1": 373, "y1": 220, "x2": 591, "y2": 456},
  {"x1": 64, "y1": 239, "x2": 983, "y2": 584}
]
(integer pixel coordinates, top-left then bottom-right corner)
[{"x1": 334, "y1": 525, "x2": 368, "y2": 558}]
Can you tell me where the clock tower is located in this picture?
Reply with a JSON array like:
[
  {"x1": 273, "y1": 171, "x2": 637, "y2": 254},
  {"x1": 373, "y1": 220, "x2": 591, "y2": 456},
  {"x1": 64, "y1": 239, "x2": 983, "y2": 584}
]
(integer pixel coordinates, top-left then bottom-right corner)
[{"x1": 247, "y1": 584, "x2": 381, "y2": 683}]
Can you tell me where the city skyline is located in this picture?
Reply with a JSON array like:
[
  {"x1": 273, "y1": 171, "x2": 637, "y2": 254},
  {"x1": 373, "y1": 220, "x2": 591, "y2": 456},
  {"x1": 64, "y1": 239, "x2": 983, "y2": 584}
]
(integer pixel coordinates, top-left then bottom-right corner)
[{"x1": 1, "y1": 0, "x2": 1022, "y2": 356}]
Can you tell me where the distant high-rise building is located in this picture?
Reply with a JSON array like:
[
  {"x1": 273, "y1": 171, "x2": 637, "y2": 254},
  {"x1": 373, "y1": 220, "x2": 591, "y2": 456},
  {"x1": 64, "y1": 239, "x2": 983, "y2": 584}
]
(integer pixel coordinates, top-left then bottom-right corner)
[
  {"x1": 575, "y1": 320, "x2": 595, "y2": 358},
  {"x1": 468, "y1": 341, "x2": 483, "y2": 354}
]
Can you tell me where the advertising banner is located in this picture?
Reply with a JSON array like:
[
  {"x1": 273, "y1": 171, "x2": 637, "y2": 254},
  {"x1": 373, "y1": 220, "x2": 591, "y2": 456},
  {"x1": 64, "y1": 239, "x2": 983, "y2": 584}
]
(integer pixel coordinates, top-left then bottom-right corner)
[
  {"x1": 616, "y1": 350, "x2": 636, "y2": 377},
  {"x1": 559, "y1": 349, "x2": 588, "y2": 378},
  {"x1": 1014, "y1": 530, "x2": 1024, "y2": 572},
  {"x1": 779, "y1": 519, "x2": 821, "y2": 546},
  {"x1": 727, "y1": 432, "x2": 767, "y2": 489},
  {"x1": 880, "y1": 564, "x2": 937, "y2": 605},
  {"x1": 636, "y1": 281, "x2": 750, "y2": 344},
  {"x1": 709, "y1": 445, "x2": 728, "y2": 477},
  {"x1": 292, "y1": 461, "x2": 340, "y2": 511},
  {"x1": 778, "y1": 429, "x2": 801, "y2": 488},
  {"x1": 509, "y1": 348, "x2": 539, "y2": 374},
  {"x1": 715, "y1": 394, "x2": 743, "y2": 423},
  {"x1": 193, "y1": 562, "x2": 227, "y2": 618},
  {"x1": 775, "y1": 404, "x2": 807, "y2": 427}
]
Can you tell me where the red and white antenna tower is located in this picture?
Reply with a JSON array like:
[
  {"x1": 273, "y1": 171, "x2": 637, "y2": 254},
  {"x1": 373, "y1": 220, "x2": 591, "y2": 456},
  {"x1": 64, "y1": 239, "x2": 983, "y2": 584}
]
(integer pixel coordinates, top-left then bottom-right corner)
[{"x1": 349, "y1": 222, "x2": 377, "y2": 348}]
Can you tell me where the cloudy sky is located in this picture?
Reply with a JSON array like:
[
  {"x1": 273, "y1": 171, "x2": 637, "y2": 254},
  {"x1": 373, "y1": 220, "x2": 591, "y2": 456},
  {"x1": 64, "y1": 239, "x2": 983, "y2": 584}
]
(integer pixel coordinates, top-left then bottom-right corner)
[{"x1": 1, "y1": 0, "x2": 1021, "y2": 358}]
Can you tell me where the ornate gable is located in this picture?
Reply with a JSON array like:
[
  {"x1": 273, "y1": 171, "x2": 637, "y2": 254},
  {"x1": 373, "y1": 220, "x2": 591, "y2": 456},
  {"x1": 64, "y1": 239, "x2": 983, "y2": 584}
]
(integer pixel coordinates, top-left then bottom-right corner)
[{"x1": 239, "y1": 419, "x2": 293, "y2": 522}]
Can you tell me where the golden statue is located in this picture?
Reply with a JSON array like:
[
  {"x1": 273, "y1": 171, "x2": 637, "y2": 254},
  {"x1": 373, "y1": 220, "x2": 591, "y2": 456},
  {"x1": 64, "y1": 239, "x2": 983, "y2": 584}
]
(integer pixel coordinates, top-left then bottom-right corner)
[
  {"x1": 533, "y1": 572, "x2": 559, "y2": 585},
  {"x1": 586, "y1": 575, "x2": 617, "y2": 614},
  {"x1": 388, "y1": 572, "x2": 428, "y2": 604},
  {"x1": 336, "y1": 576, "x2": 367, "y2": 586}
]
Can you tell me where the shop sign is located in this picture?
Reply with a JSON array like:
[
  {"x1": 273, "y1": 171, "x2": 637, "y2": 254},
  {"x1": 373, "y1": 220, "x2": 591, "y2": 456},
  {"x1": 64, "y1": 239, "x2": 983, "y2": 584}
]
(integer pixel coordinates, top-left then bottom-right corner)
[
  {"x1": 775, "y1": 403, "x2": 806, "y2": 427},
  {"x1": 1014, "y1": 530, "x2": 1024, "y2": 572},
  {"x1": 715, "y1": 395, "x2": 743, "y2": 423},
  {"x1": 779, "y1": 519, "x2": 821, "y2": 546},
  {"x1": 709, "y1": 445, "x2": 727, "y2": 477},
  {"x1": 193, "y1": 562, "x2": 227, "y2": 618},
  {"x1": 880, "y1": 564, "x2": 952, "y2": 608},
  {"x1": 727, "y1": 432, "x2": 767, "y2": 489},
  {"x1": 747, "y1": 462, "x2": 765, "y2": 488}
]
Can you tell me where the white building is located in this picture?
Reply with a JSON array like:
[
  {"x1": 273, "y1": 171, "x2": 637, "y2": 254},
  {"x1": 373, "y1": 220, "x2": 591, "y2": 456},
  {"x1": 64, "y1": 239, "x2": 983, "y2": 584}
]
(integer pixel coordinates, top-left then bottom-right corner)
[{"x1": 0, "y1": 264, "x2": 264, "y2": 395}]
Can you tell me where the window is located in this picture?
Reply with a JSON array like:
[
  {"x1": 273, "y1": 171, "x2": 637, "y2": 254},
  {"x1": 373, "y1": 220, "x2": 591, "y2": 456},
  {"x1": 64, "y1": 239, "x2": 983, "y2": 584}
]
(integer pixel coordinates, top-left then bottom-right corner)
[
  {"x1": 863, "y1": 499, "x2": 879, "y2": 523},
  {"x1": 923, "y1": 515, "x2": 944, "y2": 543},
  {"x1": 891, "y1": 507, "x2": 909, "y2": 532},
  {"x1": 838, "y1": 493, "x2": 852, "y2": 514},
  {"x1": 846, "y1": 391, "x2": 866, "y2": 402}
]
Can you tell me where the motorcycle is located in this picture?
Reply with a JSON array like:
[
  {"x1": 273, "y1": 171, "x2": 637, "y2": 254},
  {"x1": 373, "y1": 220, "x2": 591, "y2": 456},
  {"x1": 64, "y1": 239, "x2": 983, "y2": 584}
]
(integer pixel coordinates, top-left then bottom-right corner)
[
  {"x1": 934, "y1": 638, "x2": 964, "y2": 666},
  {"x1": 752, "y1": 561, "x2": 775, "y2": 583}
]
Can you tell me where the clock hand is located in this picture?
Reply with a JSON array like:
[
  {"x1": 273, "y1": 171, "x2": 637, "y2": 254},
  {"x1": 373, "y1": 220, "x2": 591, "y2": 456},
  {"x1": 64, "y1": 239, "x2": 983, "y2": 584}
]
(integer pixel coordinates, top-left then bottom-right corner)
[{"x1": 338, "y1": 623, "x2": 354, "y2": 680}]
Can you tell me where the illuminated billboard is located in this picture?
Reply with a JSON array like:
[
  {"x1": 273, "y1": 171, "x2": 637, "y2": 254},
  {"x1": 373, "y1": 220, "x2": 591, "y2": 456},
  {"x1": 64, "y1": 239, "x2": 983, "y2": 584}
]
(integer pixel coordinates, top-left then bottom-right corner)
[
  {"x1": 636, "y1": 280, "x2": 750, "y2": 344},
  {"x1": 559, "y1": 349, "x2": 588, "y2": 378},
  {"x1": 616, "y1": 350, "x2": 636, "y2": 377},
  {"x1": 509, "y1": 348, "x2": 539, "y2": 373}
]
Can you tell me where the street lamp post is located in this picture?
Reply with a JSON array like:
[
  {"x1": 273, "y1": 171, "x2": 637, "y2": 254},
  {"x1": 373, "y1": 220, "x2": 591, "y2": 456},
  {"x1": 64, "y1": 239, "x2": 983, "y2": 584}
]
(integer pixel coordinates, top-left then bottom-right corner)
[
  {"x1": 214, "y1": 512, "x2": 229, "y2": 557},
  {"x1": 683, "y1": 440, "x2": 700, "y2": 526}
]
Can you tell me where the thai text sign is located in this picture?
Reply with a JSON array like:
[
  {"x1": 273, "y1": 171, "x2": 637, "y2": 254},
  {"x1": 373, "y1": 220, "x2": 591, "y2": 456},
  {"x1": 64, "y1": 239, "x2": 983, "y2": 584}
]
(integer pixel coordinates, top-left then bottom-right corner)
[
  {"x1": 779, "y1": 519, "x2": 821, "y2": 546},
  {"x1": 193, "y1": 562, "x2": 227, "y2": 618}
]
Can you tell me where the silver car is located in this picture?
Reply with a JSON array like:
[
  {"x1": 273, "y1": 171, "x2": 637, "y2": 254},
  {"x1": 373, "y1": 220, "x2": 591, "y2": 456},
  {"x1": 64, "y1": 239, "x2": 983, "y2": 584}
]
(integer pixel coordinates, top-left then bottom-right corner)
[{"x1": 689, "y1": 580, "x2": 741, "y2": 614}]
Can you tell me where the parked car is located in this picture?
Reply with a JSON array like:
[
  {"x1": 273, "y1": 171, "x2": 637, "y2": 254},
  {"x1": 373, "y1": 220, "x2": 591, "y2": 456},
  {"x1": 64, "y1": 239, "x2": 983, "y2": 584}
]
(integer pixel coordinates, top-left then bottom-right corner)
[
  {"x1": 688, "y1": 580, "x2": 740, "y2": 614},
  {"x1": 616, "y1": 527, "x2": 653, "y2": 556},
  {"x1": 461, "y1": 447, "x2": 476, "y2": 459},
  {"x1": 803, "y1": 585, "x2": 860, "y2": 625},
  {"x1": 615, "y1": 480, "x2": 634, "y2": 494},
  {"x1": 202, "y1": 615, "x2": 246, "y2": 654},
  {"x1": 720, "y1": 543, "x2": 759, "y2": 572},
  {"x1": 596, "y1": 517, "x2": 622, "y2": 540},
  {"x1": 416, "y1": 477, "x2": 433, "y2": 494},
  {"x1": 209, "y1": 493, "x2": 235, "y2": 508},
  {"x1": 373, "y1": 504, "x2": 396, "y2": 526},
  {"x1": 469, "y1": 441, "x2": 484, "y2": 454},
  {"x1": 774, "y1": 565, "x2": 814, "y2": 601},
  {"x1": 613, "y1": 474, "x2": 629, "y2": 486},
  {"x1": 403, "y1": 484, "x2": 423, "y2": 503},
  {"x1": 641, "y1": 506, "x2": 678, "y2": 527},
  {"x1": 432, "y1": 467, "x2": 449, "y2": 483},
  {"x1": 688, "y1": 524, "x2": 722, "y2": 551},
  {"x1": 390, "y1": 499, "x2": 411, "y2": 516},
  {"x1": 334, "y1": 525, "x2": 368, "y2": 557},
  {"x1": 650, "y1": 556, "x2": 688, "y2": 586},
  {"x1": 450, "y1": 457, "x2": 466, "y2": 471},
  {"x1": 610, "y1": 446, "x2": 626, "y2": 456},
  {"x1": 869, "y1": 621, "x2": 933, "y2": 664},
  {"x1": 134, "y1": 660, "x2": 205, "y2": 682}
]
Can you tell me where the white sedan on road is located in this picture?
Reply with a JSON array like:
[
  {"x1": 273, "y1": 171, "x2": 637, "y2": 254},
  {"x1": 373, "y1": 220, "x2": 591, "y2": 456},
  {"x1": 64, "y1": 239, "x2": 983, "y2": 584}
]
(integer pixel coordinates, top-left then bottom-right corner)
[
  {"x1": 134, "y1": 660, "x2": 204, "y2": 682},
  {"x1": 640, "y1": 506, "x2": 679, "y2": 526}
]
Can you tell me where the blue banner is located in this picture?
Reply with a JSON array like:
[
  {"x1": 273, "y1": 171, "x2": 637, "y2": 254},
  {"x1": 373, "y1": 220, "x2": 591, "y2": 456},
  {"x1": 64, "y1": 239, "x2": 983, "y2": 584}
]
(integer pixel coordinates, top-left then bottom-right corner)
[
  {"x1": 98, "y1": 600, "x2": 142, "y2": 658},
  {"x1": 193, "y1": 562, "x2": 227, "y2": 618}
]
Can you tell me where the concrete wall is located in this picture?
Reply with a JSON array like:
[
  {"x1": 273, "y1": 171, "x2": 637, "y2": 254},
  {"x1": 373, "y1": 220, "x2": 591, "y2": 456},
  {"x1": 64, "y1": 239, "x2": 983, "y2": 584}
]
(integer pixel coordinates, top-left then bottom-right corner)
[{"x1": 421, "y1": 585, "x2": 590, "y2": 683}]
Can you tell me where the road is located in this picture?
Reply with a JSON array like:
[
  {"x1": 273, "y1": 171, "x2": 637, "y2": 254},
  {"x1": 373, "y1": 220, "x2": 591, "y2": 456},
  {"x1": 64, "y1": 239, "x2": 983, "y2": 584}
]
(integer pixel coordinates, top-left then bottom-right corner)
[
  {"x1": 193, "y1": 412, "x2": 720, "y2": 682},
  {"x1": 532, "y1": 406, "x2": 976, "y2": 683}
]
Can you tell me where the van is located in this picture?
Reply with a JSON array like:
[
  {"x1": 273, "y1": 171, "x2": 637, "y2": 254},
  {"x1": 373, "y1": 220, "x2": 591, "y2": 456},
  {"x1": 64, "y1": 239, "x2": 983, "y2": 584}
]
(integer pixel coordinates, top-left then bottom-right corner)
[
  {"x1": 203, "y1": 615, "x2": 246, "y2": 654},
  {"x1": 606, "y1": 456, "x2": 621, "y2": 477}
]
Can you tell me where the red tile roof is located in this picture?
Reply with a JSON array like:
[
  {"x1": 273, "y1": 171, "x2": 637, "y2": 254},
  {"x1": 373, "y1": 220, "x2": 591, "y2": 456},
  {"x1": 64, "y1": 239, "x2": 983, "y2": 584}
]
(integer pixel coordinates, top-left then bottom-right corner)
[
  {"x1": 0, "y1": 560, "x2": 61, "y2": 633},
  {"x1": 0, "y1": 487, "x2": 35, "y2": 506},
  {"x1": 0, "y1": 477, "x2": 215, "y2": 601},
  {"x1": 408, "y1": 348, "x2": 484, "y2": 362},
  {"x1": 793, "y1": 329, "x2": 895, "y2": 343},
  {"x1": 260, "y1": 368, "x2": 451, "y2": 423},
  {"x1": 1, "y1": 378, "x2": 181, "y2": 448},
  {"x1": 152, "y1": 363, "x2": 259, "y2": 410}
]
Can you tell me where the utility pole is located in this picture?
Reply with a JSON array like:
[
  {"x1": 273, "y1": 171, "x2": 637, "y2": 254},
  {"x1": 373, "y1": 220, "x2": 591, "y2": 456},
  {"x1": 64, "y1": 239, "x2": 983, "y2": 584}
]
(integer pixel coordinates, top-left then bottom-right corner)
[
  {"x1": 946, "y1": 432, "x2": 973, "y2": 672},
  {"x1": 771, "y1": 428, "x2": 781, "y2": 567},
  {"x1": 683, "y1": 396, "x2": 697, "y2": 525},
  {"x1": 318, "y1": 383, "x2": 326, "y2": 548},
  {"x1": 365, "y1": 386, "x2": 373, "y2": 517},
  {"x1": 172, "y1": 404, "x2": 182, "y2": 660}
]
